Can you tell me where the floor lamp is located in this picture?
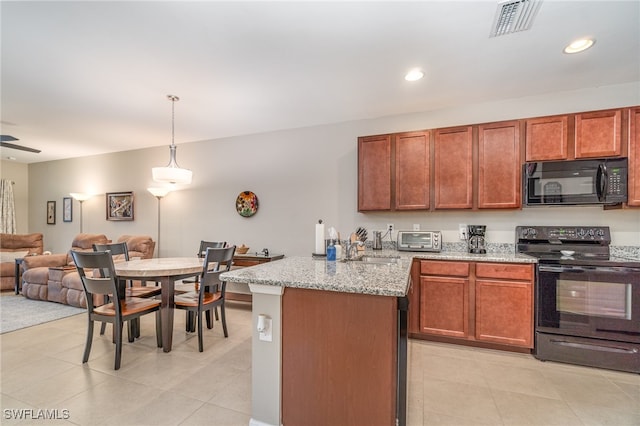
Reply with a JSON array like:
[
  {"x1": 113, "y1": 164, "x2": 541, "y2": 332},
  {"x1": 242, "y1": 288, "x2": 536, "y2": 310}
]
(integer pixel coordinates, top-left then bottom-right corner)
[
  {"x1": 69, "y1": 193, "x2": 93, "y2": 233},
  {"x1": 147, "y1": 187, "x2": 171, "y2": 257}
]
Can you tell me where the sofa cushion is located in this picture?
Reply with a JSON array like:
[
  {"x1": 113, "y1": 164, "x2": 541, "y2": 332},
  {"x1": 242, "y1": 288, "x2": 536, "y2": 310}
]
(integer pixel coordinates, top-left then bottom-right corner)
[{"x1": 22, "y1": 253, "x2": 68, "y2": 271}]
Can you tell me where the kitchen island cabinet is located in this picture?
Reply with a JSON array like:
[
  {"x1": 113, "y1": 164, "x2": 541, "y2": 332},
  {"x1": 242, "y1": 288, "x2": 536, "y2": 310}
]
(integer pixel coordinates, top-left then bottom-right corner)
[{"x1": 220, "y1": 255, "x2": 411, "y2": 426}]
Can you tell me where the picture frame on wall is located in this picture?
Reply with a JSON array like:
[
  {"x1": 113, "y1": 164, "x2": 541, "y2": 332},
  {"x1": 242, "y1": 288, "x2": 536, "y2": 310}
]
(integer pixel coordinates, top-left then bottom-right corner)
[
  {"x1": 106, "y1": 191, "x2": 134, "y2": 221},
  {"x1": 63, "y1": 197, "x2": 72, "y2": 222},
  {"x1": 46, "y1": 201, "x2": 56, "y2": 225}
]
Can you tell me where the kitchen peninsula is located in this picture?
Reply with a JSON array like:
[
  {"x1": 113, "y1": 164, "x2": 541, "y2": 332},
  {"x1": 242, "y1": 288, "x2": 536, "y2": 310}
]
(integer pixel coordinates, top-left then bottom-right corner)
[{"x1": 220, "y1": 253, "x2": 412, "y2": 426}]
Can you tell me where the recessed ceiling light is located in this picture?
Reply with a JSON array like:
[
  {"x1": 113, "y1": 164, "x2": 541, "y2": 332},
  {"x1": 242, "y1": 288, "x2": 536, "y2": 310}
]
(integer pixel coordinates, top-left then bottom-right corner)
[
  {"x1": 564, "y1": 38, "x2": 595, "y2": 54},
  {"x1": 405, "y1": 69, "x2": 424, "y2": 82}
]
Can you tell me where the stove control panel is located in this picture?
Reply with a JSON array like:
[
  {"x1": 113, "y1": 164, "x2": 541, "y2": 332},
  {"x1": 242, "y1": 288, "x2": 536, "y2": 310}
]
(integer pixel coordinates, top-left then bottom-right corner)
[{"x1": 516, "y1": 226, "x2": 611, "y2": 242}]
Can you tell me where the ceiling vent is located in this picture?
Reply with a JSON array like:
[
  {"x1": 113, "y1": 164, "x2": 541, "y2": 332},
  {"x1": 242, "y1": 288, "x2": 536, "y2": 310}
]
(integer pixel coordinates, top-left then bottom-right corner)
[{"x1": 490, "y1": 0, "x2": 542, "y2": 37}]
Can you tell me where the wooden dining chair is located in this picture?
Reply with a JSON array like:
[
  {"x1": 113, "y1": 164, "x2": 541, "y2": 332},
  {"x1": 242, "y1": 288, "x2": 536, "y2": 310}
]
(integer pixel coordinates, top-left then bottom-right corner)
[
  {"x1": 70, "y1": 250, "x2": 162, "y2": 370},
  {"x1": 174, "y1": 245, "x2": 236, "y2": 352},
  {"x1": 175, "y1": 240, "x2": 227, "y2": 332},
  {"x1": 93, "y1": 242, "x2": 161, "y2": 298},
  {"x1": 93, "y1": 242, "x2": 161, "y2": 338}
]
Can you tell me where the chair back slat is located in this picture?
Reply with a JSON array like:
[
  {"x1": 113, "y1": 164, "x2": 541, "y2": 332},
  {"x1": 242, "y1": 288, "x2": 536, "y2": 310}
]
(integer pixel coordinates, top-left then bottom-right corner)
[
  {"x1": 93, "y1": 242, "x2": 129, "y2": 262},
  {"x1": 70, "y1": 250, "x2": 120, "y2": 298},
  {"x1": 197, "y1": 241, "x2": 226, "y2": 258}
]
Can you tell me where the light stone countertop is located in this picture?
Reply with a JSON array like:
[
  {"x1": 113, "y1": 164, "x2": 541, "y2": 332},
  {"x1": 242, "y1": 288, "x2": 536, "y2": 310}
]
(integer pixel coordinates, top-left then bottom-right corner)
[{"x1": 220, "y1": 250, "x2": 538, "y2": 297}]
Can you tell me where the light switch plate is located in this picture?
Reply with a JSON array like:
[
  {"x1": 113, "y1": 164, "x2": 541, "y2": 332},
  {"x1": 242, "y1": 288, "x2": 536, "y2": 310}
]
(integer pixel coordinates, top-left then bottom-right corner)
[
  {"x1": 459, "y1": 224, "x2": 467, "y2": 240},
  {"x1": 259, "y1": 318, "x2": 273, "y2": 342}
]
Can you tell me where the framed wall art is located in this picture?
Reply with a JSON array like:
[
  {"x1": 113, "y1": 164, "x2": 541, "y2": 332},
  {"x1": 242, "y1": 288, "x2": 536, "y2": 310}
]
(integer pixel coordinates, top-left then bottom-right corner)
[
  {"x1": 106, "y1": 191, "x2": 134, "y2": 221},
  {"x1": 46, "y1": 201, "x2": 56, "y2": 225},
  {"x1": 63, "y1": 197, "x2": 72, "y2": 222}
]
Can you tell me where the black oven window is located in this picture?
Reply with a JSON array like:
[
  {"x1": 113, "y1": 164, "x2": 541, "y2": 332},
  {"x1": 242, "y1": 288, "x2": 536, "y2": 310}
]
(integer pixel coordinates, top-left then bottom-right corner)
[{"x1": 557, "y1": 279, "x2": 632, "y2": 320}]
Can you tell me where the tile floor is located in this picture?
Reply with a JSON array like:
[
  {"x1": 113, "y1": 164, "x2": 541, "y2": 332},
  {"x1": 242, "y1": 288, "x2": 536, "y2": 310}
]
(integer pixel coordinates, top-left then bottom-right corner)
[{"x1": 1, "y1": 301, "x2": 638, "y2": 425}]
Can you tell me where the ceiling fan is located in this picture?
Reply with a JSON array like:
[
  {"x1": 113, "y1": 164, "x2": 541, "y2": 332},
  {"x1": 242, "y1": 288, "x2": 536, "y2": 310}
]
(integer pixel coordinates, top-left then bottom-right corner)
[{"x1": 0, "y1": 135, "x2": 41, "y2": 153}]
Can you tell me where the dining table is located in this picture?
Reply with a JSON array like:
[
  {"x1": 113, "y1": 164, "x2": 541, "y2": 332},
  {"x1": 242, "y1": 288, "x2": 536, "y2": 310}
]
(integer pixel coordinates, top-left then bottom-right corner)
[{"x1": 114, "y1": 257, "x2": 203, "y2": 352}]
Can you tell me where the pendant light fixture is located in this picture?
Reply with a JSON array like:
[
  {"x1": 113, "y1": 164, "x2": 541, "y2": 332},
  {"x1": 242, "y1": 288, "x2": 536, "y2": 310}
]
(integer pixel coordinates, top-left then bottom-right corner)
[{"x1": 152, "y1": 95, "x2": 193, "y2": 184}]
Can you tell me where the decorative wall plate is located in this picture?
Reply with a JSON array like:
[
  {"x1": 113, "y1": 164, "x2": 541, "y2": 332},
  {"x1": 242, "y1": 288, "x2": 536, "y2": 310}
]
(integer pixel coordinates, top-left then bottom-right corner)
[{"x1": 236, "y1": 191, "x2": 259, "y2": 217}]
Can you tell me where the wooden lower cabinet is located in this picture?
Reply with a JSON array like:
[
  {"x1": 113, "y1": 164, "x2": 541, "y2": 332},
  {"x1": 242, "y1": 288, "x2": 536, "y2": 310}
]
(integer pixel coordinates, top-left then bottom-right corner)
[
  {"x1": 475, "y1": 279, "x2": 533, "y2": 347},
  {"x1": 412, "y1": 259, "x2": 534, "y2": 350},
  {"x1": 282, "y1": 288, "x2": 398, "y2": 426},
  {"x1": 420, "y1": 276, "x2": 469, "y2": 337}
]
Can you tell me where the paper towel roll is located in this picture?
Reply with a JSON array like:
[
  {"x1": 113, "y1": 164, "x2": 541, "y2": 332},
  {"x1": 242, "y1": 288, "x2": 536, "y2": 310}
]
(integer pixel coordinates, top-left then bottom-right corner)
[{"x1": 315, "y1": 221, "x2": 325, "y2": 254}]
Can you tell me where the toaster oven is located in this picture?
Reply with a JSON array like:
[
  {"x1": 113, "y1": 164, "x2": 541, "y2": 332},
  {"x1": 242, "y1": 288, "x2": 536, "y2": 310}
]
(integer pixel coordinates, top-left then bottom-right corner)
[{"x1": 397, "y1": 231, "x2": 442, "y2": 252}]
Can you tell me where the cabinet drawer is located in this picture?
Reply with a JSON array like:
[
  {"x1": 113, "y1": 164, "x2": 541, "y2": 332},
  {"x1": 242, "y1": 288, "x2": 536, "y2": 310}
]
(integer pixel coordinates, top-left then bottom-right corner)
[
  {"x1": 233, "y1": 259, "x2": 262, "y2": 267},
  {"x1": 476, "y1": 263, "x2": 533, "y2": 281},
  {"x1": 420, "y1": 261, "x2": 470, "y2": 277}
]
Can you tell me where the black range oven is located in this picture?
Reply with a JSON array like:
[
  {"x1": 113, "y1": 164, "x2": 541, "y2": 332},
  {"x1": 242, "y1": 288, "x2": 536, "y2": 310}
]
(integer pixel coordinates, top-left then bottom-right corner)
[{"x1": 516, "y1": 226, "x2": 640, "y2": 373}]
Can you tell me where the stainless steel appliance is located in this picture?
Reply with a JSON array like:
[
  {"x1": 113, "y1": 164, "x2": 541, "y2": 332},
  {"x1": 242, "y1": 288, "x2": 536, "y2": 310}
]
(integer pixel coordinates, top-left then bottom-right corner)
[
  {"x1": 397, "y1": 231, "x2": 441, "y2": 252},
  {"x1": 372, "y1": 230, "x2": 383, "y2": 250},
  {"x1": 516, "y1": 225, "x2": 640, "y2": 373},
  {"x1": 467, "y1": 225, "x2": 486, "y2": 254},
  {"x1": 524, "y1": 158, "x2": 628, "y2": 206}
]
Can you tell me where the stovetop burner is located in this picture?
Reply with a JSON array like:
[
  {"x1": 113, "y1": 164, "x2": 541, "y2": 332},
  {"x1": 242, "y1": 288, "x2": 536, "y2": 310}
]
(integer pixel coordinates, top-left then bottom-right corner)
[{"x1": 516, "y1": 225, "x2": 640, "y2": 268}]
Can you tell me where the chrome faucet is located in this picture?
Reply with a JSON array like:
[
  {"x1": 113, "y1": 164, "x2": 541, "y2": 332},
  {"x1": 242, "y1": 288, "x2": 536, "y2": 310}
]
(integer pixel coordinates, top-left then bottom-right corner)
[{"x1": 345, "y1": 240, "x2": 364, "y2": 260}]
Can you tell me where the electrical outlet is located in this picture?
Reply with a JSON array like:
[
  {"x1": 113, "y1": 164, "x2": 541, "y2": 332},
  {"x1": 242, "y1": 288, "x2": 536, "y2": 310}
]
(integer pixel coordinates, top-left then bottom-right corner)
[
  {"x1": 387, "y1": 223, "x2": 394, "y2": 233},
  {"x1": 459, "y1": 224, "x2": 467, "y2": 240},
  {"x1": 413, "y1": 224, "x2": 420, "y2": 231}
]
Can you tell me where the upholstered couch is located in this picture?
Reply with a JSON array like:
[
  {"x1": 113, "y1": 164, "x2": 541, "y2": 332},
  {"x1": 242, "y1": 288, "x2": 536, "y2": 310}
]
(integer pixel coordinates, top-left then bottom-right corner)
[
  {"x1": 0, "y1": 233, "x2": 44, "y2": 291},
  {"x1": 21, "y1": 234, "x2": 155, "y2": 308}
]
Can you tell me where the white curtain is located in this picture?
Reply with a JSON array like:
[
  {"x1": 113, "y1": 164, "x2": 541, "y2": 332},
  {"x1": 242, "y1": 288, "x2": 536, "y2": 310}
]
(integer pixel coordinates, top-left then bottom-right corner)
[{"x1": 0, "y1": 179, "x2": 16, "y2": 234}]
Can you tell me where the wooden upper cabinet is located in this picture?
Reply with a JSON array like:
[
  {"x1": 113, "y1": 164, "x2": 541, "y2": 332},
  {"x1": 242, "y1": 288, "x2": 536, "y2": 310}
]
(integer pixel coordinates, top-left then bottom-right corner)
[
  {"x1": 628, "y1": 107, "x2": 640, "y2": 207},
  {"x1": 434, "y1": 126, "x2": 473, "y2": 209},
  {"x1": 395, "y1": 131, "x2": 430, "y2": 210},
  {"x1": 525, "y1": 115, "x2": 569, "y2": 161},
  {"x1": 358, "y1": 135, "x2": 391, "y2": 211},
  {"x1": 575, "y1": 109, "x2": 622, "y2": 158},
  {"x1": 477, "y1": 120, "x2": 521, "y2": 209}
]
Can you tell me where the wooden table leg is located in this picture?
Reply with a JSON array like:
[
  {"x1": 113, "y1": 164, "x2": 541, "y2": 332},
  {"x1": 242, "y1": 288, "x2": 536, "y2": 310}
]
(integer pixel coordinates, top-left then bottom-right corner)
[{"x1": 160, "y1": 276, "x2": 175, "y2": 352}]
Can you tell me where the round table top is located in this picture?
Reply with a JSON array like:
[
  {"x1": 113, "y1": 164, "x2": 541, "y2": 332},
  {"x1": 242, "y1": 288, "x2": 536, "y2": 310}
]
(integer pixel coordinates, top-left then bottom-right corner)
[{"x1": 115, "y1": 257, "x2": 203, "y2": 278}]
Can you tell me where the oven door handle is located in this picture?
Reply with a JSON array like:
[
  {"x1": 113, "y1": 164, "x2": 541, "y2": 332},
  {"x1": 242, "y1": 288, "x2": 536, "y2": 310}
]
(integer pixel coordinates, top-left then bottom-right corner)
[
  {"x1": 539, "y1": 264, "x2": 640, "y2": 274},
  {"x1": 538, "y1": 265, "x2": 587, "y2": 273},
  {"x1": 550, "y1": 339, "x2": 639, "y2": 355}
]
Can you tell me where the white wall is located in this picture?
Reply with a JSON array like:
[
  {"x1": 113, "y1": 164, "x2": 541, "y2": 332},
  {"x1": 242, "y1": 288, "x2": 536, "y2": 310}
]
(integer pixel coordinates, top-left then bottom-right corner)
[
  {"x1": 26, "y1": 82, "x2": 640, "y2": 255},
  {"x1": 0, "y1": 160, "x2": 29, "y2": 234}
]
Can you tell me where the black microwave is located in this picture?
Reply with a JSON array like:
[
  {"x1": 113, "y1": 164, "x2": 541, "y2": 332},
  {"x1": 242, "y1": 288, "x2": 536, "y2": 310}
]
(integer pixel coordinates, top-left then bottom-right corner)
[{"x1": 524, "y1": 158, "x2": 628, "y2": 206}]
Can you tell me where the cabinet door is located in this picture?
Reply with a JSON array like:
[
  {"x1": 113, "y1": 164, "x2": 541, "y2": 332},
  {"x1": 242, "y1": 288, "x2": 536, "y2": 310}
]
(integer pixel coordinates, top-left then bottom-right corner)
[
  {"x1": 525, "y1": 115, "x2": 569, "y2": 161},
  {"x1": 434, "y1": 126, "x2": 473, "y2": 209},
  {"x1": 575, "y1": 109, "x2": 622, "y2": 158},
  {"x1": 420, "y1": 276, "x2": 469, "y2": 338},
  {"x1": 628, "y1": 107, "x2": 640, "y2": 207},
  {"x1": 395, "y1": 131, "x2": 430, "y2": 210},
  {"x1": 358, "y1": 135, "x2": 391, "y2": 211},
  {"x1": 478, "y1": 120, "x2": 521, "y2": 209},
  {"x1": 475, "y1": 279, "x2": 533, "y2": 348}
]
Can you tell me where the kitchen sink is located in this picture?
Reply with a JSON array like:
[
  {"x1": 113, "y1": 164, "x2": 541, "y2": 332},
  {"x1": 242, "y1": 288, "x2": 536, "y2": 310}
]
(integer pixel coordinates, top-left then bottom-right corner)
[{"x1": 343, "y1": 255, "x2": 401, "y2": 265}]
